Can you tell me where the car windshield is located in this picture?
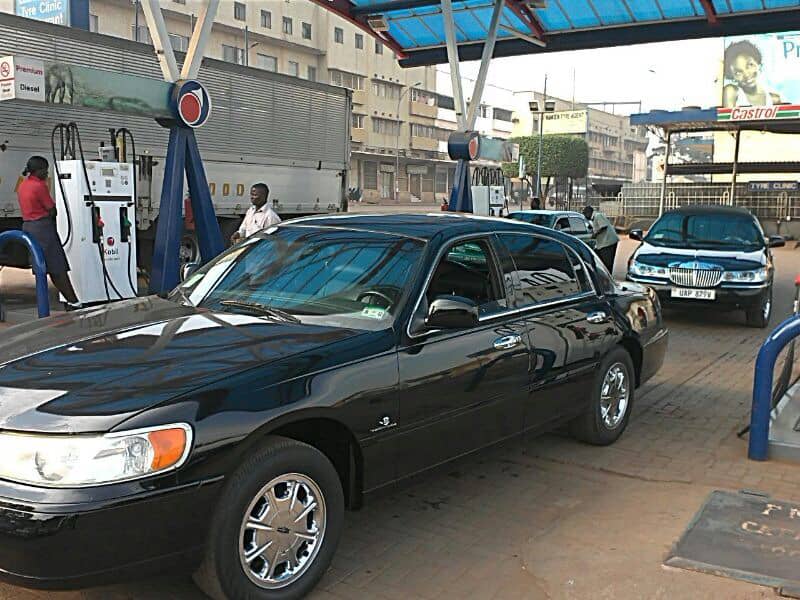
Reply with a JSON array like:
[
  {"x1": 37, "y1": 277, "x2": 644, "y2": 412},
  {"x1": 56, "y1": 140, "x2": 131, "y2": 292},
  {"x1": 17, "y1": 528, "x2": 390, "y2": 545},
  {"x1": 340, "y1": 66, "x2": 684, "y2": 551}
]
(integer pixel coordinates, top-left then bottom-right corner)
[
  {"x1": 173, "y1": 226, "x2": 425, "y2": 331},
  {"x1": 645, "y1": 212, "x2": 764, "y2": 250},
  {"x1": 508, "y1": 213, "x2": 555, "y2": 227}
]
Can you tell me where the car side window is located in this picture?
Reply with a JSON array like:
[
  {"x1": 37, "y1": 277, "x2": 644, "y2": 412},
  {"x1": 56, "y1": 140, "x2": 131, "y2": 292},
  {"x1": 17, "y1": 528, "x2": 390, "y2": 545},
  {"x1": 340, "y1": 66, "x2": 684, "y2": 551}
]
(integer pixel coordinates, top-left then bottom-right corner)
[
  {"x1": 497, "y1": 233, "x2": 583, "y2": 307},
  {"x1": 568, "y1": 217, "x2": 588, "y2": 235},
  {"x1": 425, "y1": 239, "x2": 508, "y2": 318},
  {"x1": 554, "y1": 218, "x2": 570, "y2": 232},
  {"x1": 565, "y1": 247, "x2": 593, "y2": 293}
]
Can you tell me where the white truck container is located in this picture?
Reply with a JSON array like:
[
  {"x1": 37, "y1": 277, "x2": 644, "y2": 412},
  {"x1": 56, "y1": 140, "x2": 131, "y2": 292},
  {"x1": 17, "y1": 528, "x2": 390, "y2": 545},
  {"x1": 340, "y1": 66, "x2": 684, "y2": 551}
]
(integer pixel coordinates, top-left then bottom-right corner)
[{"x1": 0, "y1": 13, "x2": 351, "y2": 270}]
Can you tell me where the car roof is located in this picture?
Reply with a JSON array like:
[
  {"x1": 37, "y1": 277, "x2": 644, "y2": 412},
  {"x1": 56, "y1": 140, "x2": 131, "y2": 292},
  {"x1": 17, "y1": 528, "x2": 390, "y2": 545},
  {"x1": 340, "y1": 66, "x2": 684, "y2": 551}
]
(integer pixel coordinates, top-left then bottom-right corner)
[
  {"x1": 509, "y1": 210, "x2": 582, "y2": 218},
  {"x1": 283, "y1": 212, "x2": 560, "y2": 242},
  {"x1": 665, "y1": 205, "x2": 754, "y2": 217}
]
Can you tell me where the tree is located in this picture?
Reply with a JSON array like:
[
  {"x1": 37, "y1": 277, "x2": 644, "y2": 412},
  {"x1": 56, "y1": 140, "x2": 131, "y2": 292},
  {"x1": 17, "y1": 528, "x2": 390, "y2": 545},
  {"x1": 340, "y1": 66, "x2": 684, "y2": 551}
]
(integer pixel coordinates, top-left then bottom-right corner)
[{"x1": 502, "y1": 134, "x2": 589, "y2": 204}]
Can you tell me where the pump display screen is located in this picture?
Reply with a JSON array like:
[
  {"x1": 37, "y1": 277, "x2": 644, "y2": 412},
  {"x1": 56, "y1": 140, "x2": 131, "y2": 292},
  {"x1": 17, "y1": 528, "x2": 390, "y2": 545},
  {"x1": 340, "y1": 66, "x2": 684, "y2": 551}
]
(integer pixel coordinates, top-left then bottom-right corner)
[{"x1": 101, "y1": 168, "x2": 115, "y2": 177}]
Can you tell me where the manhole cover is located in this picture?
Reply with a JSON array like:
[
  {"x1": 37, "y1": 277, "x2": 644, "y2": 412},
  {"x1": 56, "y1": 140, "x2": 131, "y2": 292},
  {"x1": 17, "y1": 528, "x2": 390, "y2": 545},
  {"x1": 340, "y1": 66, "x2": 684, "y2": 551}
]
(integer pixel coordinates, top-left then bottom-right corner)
[{"x1": 666, "y1": 490, "x2": 800, "y2": 591}]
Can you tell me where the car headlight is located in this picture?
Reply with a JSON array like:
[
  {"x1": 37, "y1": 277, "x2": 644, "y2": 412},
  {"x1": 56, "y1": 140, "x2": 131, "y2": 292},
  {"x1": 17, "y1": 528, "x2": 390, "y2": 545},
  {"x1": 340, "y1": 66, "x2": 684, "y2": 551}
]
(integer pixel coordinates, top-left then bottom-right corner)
[
  {"x1": 629, "y1": 260, "x2": 668, "y2": 279},
  {"x1": 0, "y1": 424, "x2": 192, "y2": 488},
  {"x1": 723, "y1": 267, "x2": 768, "y2": 283}
]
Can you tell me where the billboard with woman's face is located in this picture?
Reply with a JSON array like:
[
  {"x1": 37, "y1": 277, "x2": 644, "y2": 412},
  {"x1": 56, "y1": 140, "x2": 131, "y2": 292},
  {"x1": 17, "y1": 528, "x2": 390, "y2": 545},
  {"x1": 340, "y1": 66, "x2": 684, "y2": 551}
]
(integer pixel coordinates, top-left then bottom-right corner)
[{"x1": 722, "y1": 32, "x2": 800, "y2": 109}]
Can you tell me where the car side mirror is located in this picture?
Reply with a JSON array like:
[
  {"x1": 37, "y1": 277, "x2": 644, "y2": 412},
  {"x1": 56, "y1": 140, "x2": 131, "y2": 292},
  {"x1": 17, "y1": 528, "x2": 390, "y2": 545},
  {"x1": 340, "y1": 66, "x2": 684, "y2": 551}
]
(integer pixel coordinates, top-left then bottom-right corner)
[
  {"x1": 769, "y1": 235, "x2": 785, "y2": 248},
  {"x1": 425, "y1": 296, "x2": 479, "y2": 330},
  {"x1": 181, "y1": 261, "x2": 200, "y2": 282},
  {"x1": 629, "y1": 229, "x2": 643, "y2": 241}
]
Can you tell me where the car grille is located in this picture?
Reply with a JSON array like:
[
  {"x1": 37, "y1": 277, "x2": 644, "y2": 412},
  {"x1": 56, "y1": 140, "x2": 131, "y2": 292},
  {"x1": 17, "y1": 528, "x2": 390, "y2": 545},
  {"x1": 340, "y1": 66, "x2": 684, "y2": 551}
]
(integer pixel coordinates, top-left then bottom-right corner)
[{"x1": 669, "y1": 268, "x2": 723, "y2": 288}]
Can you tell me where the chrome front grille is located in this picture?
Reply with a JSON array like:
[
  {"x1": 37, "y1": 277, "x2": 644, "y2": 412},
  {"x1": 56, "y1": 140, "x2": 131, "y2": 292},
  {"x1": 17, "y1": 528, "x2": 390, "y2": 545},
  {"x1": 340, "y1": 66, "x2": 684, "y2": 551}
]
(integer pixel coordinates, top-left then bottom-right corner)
[{"x1": 669, "y1": 268, "x2": 723, "y2": 288}]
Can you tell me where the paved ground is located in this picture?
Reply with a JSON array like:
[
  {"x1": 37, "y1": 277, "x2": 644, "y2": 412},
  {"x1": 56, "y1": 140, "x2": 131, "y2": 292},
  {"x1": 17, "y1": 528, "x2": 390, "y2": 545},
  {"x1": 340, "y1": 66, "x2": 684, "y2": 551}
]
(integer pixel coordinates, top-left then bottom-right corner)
[{"x1": 1, "y1": 239, "x2": 799, "y2": 599}]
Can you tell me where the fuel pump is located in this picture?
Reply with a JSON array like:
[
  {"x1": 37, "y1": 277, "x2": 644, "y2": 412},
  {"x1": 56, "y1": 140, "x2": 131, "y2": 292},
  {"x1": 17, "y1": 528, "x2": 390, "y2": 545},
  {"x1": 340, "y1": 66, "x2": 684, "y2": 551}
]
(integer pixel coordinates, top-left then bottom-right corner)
[
  {"x1": 470, "y1": 167, "x2": 507, "y2": 217},
  {"x1": 51, "y1": 123, "x2": 138, "y2": 305}
]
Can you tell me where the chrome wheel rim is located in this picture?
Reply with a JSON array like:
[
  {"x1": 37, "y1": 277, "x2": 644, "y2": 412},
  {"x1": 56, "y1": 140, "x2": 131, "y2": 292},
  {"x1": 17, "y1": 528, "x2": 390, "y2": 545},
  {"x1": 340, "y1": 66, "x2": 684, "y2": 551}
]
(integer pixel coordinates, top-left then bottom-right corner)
[
  {"x1": 179, "y1": 234, "x2": 199, "y2": 266},
  {"x1": 238, "y1": 473, "x2": 327, "y2": 590},
  {"x1": 763, "y1": 296, "x2": 771, "y2": 320},
  {"x1": 600, "y1": 362, "x2": 630, "y2": 430}
]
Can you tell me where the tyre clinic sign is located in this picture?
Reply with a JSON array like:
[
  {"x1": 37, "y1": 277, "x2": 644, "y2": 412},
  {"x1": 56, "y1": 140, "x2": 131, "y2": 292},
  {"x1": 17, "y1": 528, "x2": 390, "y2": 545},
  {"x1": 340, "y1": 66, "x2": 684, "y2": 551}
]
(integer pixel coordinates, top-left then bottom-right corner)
[{"x1": 15, "y1": 0, "x2": 70, "y2": 25}]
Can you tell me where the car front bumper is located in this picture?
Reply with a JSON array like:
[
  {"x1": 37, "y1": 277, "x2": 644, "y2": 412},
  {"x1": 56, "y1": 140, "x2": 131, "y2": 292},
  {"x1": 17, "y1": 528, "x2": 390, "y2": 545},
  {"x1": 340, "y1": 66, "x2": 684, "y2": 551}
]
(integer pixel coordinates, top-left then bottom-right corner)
[
  {"x1": 0, "y1": 478, "x2": 222, "y2": 589},
  {"x1": 626, "y1": 276, "x2": 769, "y2": 309}
]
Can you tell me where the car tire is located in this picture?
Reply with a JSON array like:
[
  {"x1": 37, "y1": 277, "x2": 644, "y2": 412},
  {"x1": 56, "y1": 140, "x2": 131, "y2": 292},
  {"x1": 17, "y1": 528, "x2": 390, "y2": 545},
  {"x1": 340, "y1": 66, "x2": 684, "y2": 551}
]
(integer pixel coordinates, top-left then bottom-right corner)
[
  {"x1": 569, "y1": 347, "x2": 635, "y2": 446},
  {"x1": 746, "y1": 288, "x2": 772, "y2": 329},
  {"x1": 193, "y1": 436, "x2": 344, "y2": 600}
]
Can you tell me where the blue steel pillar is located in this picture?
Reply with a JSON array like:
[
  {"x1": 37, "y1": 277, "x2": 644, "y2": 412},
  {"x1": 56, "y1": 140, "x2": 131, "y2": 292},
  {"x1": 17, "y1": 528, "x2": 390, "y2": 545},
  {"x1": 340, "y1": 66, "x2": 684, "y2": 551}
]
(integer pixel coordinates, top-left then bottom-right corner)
[
  {"x1": 0, "y1": 231, "x2": 50, "y2": 318},
  {"x1": 448, "y1": 160, "x2": 473, "y2": 212}
]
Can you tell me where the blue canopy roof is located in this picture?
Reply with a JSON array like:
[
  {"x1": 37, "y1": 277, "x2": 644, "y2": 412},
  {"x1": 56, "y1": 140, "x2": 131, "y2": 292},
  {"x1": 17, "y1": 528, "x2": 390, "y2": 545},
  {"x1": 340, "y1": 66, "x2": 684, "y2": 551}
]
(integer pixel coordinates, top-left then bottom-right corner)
[{"x1": 309, "y1": 0, "x2": 800, "y2": 66}]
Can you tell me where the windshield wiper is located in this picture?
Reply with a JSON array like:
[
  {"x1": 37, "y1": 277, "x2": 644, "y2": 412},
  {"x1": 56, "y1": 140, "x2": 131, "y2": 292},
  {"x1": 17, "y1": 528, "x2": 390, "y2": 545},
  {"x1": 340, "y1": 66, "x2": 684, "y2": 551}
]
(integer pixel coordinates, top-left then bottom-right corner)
[{"x1": 220, "y1": 300, "x2": 301, "y2": 323}]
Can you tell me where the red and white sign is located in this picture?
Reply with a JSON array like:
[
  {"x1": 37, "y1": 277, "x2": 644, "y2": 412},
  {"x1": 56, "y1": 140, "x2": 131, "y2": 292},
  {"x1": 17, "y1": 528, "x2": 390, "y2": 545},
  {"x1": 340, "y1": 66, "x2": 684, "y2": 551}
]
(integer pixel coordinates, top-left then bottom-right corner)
[{"x1": 0, "y1": 55, "x2": 45, "y2": 103}]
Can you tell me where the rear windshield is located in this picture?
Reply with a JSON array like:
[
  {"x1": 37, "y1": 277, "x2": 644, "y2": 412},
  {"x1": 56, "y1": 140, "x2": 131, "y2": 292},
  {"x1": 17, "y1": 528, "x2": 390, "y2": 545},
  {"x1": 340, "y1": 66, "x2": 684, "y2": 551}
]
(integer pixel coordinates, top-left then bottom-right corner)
[{"x1": 646, "y1": 212, "x2": 764, "y2": 251}]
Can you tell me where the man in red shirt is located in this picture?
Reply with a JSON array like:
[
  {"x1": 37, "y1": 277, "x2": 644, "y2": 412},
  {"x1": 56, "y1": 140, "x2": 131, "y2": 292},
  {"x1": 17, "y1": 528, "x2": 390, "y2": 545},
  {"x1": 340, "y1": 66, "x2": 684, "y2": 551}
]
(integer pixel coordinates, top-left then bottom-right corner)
[{"x1": 17, "y1": 156, "x2": 80, "y2": 309}]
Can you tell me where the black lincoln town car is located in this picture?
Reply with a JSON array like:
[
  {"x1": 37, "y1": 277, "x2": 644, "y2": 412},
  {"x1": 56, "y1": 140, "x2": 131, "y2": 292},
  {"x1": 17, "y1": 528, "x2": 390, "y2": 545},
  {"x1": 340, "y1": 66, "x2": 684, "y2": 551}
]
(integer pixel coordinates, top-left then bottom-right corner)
[
  {"x1": 626, "y1": 205, "x2": 784, "y2": 328},
  {"x1": 0, "y1": 214, "x2": 667, "y2": 599}
]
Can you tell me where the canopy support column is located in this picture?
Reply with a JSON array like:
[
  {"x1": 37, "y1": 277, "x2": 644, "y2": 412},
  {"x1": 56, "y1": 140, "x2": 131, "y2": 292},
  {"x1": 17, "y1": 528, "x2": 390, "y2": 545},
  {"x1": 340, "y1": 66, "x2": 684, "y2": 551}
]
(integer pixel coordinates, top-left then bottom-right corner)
[
  {"x1": 658, "y1": 130, "x2": 672, "y2": 217},
  {"x1": 444, "y1": 0, "x2": 503, "y2": 212},
  {"x1": 730, "y1": 128, "x2": 741, "y2": 206}
]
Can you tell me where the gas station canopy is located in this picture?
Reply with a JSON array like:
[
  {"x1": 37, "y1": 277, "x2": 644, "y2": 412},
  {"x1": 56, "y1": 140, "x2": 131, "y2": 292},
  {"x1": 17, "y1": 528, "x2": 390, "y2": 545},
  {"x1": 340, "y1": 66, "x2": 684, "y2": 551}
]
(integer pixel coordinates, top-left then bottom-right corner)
[{"x1": 311, "y1": 0, "x2": 800, "y2": 67}]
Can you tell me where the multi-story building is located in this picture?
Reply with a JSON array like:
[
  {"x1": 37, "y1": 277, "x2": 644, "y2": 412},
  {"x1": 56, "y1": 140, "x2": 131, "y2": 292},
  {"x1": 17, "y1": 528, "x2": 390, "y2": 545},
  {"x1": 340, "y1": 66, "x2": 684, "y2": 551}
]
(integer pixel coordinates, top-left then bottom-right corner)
[{"x1": 511, "y1": 92, "x2": 648, "y2": 197}]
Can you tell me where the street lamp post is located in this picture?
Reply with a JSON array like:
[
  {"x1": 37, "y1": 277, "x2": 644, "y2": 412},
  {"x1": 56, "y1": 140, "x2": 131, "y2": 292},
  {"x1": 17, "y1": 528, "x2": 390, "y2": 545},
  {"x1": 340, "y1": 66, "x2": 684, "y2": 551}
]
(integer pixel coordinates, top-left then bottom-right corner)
[
  {"x1": 528, "y1": 75, "x2": 555, "y2": 206},
  {"x1": 395, "y1": 81, "x2": 422, "y2": 202}
]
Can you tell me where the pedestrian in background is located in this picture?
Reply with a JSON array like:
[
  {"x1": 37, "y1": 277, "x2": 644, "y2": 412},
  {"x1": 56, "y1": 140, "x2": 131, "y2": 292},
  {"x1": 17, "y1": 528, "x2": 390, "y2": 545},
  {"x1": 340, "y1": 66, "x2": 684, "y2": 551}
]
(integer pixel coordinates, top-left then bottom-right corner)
[
  {"x1": 231, "y1": 183, "x2": 281, "y2": 244},
  {"x1": 17, "y1": 156, "x2": 81, "y2": 310},
  {"x1": 583, "y1": 205, "x2": 619, "y2": 274}
]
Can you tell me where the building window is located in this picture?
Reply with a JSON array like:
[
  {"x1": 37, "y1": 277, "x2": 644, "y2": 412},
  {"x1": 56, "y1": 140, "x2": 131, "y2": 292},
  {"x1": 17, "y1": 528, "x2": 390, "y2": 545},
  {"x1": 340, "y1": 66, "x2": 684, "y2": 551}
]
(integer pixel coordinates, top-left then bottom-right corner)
[
  {"x1": 478, "y1": 105, "x2": 489, "y2": 118},
  {"x1": 287, "y1": 61, "x2": 299, "y2": 77},
  {"x1": 169, "y1": 33, "x2": 190, "y2": 53},
  {"x1": 493, "y1": 108, "x2": 513, "y2": 122},
  {"x1": 411, "y1": 88, "x2": 436, "y2": 106},
  {"x1": 371, "y1": 80, "x2": 402, "y2": 100},
  {"x1": 88, "y1": 13, "x2": 98, "y2": 32},
  {"x1": 372, "y1": 117, "x2": 401, "y2": 136},
  {"x1": 132, "y1": 25, "x2": 152, "y2": 44},
  {"x1": 355, "y1": 33, "x2": 363, "y2": 49},
  {"x1": 257, "y1": 53, "x2": 277, "y2": 72},
  {"x1": 436, "y1": 94, "x2": 455, "y2": 110},
  {"x1": 363, "y1": 161, "x2": 378, "y2": 190},
  {"x1": 411, "y1": 124, "x2": 447, "y2": 139},
  {"x1": 302, "y1": 22, "x2": 312, "y2": 39},
  {"x1": 375, "y1": 40, "x2": 383, "y2": 54},
  {"x1": 234, "y1": 2, "x2": 246, "y2": 21},
  {"x1": 352, "y1": 114, "x2": 365, "y2": 129},
  {"x1": 435, "y1": 169, "x2": 448, "y2": 194},
  {"x1": 261, "y1": 10, "x2": 272, "y2": 28},
  {"x1": 283, "y1": 17, "x2": 293, "y2": 34},
  {"x1": 222, "y1": 44, "x2": 244, "y2": 65},
  {"x1": 307, "y1": 66, "x2": 317, "y2": 81},
  {"x1": 329, "y1": 70, "x2": 365, "y2": 91},
  {"x1": 334, "y1": 27, "x2": 344, "y2": 44}
]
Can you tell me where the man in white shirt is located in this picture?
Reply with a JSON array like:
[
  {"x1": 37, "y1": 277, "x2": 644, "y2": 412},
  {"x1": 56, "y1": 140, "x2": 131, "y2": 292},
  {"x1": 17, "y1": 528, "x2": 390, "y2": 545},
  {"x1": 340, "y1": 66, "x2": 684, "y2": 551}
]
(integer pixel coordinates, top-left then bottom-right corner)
[
  {"x1": 583, "y1": 205, "x2": 620, "y2": 274},
  {"x1": 231, "y1": 183, "x2": 281, "y2": 244}
]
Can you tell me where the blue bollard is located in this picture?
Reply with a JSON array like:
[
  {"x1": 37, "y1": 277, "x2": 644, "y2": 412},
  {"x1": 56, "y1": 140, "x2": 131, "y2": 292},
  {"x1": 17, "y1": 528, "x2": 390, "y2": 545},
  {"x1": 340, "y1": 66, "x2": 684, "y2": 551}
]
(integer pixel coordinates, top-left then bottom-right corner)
[
  {"x1": 0, "y1": 230, "x2": 51, "y2": 318},
  {"x1": 748, "y1": 314, "x2": 800, "y2": 460}
]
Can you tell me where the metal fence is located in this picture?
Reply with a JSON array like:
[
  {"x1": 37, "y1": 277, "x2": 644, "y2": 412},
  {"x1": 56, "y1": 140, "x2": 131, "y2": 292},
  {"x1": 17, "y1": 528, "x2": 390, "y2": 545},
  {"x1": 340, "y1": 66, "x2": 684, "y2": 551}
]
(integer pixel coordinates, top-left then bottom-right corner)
[{"x1": 565, "y1": 182, "x2": 800, "y2": 225}]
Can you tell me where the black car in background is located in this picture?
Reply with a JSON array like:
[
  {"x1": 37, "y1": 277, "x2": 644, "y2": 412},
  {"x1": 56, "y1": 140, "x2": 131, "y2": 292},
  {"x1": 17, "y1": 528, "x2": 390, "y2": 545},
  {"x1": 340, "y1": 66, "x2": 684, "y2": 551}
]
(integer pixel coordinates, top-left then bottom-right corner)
[
  {"x1": 0, "y1": 214, "x2": 667, "y2": 599},
  {"x1": 508, "y1": 210, "x2": 597, "y2": 248},
  {"x1": 626, "y1": 205, "x2": 784, "y2": 327}
]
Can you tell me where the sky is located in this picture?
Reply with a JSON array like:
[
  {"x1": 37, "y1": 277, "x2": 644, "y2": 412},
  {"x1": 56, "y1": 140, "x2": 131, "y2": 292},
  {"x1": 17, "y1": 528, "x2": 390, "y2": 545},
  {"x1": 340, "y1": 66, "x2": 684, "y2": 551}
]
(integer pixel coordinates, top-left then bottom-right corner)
[{"x1": 452, "y1": 37, "x2": 724, "y2": 114}]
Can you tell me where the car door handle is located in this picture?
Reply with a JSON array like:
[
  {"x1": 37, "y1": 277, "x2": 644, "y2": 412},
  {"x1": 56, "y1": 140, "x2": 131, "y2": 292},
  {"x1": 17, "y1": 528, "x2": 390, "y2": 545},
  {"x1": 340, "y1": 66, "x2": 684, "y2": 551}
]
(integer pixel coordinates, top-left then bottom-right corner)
[
  {"x1": 493, "y1": 334, "x2": 522, "y2": 350},
  {"x1": 586, "y1": 311, "x2": 609, "y2": 324}
]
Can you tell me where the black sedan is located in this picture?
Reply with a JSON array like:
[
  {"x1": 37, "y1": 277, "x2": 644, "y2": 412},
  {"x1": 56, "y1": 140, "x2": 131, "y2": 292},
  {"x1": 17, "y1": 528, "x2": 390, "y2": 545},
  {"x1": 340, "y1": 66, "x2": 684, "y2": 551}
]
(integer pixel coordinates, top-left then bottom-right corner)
[
  {"x1": 626, "y1": 205, "x2": 784, "y2": 328},
  {"x1": 0, "y1": 214, "x2": 667, "y2": 599}
]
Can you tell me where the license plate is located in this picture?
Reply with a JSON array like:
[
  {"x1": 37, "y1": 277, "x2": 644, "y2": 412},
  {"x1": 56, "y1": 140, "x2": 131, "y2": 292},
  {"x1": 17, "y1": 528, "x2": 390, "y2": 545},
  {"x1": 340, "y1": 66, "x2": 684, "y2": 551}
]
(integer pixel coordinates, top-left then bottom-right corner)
[{"x1": 671, "y1": 288, "x2": 716, "y2": 300}]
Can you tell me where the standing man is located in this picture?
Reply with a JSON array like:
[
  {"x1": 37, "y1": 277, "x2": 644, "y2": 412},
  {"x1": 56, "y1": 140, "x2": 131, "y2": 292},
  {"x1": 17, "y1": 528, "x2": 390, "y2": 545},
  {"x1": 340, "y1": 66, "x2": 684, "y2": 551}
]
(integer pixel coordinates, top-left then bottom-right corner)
[
  {"x1": 231, "y1": 183, "x2": 281, "y2": 244},
  {"x1": 17, "y1": 156, "x2": 81, "y2": 310},
  {"x1": 583, "y1": 205, "x2": 619, "y2": 274}
]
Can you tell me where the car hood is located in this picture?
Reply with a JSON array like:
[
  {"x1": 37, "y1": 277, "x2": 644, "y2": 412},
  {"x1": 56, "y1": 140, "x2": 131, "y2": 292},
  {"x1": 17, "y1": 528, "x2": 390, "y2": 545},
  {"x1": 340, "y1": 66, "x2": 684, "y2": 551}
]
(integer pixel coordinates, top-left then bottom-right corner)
[
  {"x1": 0, "y1": 296, "x2": 363, "y2": 433},
  {"x1": 633, "y1": 241, "x2": 765, "y2": 270}
]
